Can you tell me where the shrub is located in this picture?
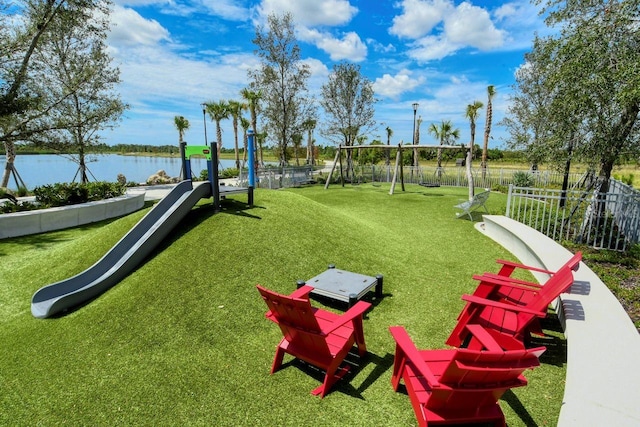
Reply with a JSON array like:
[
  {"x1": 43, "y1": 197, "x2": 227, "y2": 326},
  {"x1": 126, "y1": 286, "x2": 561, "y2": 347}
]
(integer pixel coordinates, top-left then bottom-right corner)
[
  {"x1": 221, "y1": 168, "x2": 239, "y2": 179},
  {"x1": 33, "y1": 181, "x2": 125, "y2": 207},
  {"x1": 0, "y1": 200, "x2": 38, "y2": 214},
  {"x1": 16, "y1": 186, "x2": 29, "y2": 197},
  {"x1": 513, "y1": 171, "x2": 534, "y2": 187}
]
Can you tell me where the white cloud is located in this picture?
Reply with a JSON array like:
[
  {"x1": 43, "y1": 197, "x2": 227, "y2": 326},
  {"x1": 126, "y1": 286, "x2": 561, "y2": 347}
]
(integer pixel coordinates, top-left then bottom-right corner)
[
  {"x1": 390, "y1": 0, "x2": 452, "y2": 39},
  {"x1": 299, "y1": 28, "x2": 367, "y2": 61},
  {"x1": 109, "y1": 6, "x2": 171, "y2": 46},
  {"x1": 301, "y1": 58, "x2": 330, "y2": 78},
  {"x1": 407, "y1": 35, "x2": 459, "y2": 61},
  {"x1": 444, "y1": 2, "x2": 504, "y2": 50},
  {"x1": 258, "y1": 0, "x2": 357, "y2": 27},
  {"x1": 200, "y1": 0, "x2": 249, "y2": 21},
  {"x1": 373, "y1": 69, "x2": 424, "y2": 99},
  {"x1": 367, "y1": 38, "x2": 396, "y2": 54},
  {"x1": 114, "y1": 0, "x2": 171, "y2": 6},
  {"x1": 390, "y1": 0, "x2": 505, "y2": 61}
]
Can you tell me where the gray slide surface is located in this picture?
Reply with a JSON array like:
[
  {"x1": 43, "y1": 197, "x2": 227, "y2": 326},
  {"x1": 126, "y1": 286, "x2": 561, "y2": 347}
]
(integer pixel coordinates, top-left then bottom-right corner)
[{"x1": 31, "y1": 180, "x2": 212, "y2": 318}]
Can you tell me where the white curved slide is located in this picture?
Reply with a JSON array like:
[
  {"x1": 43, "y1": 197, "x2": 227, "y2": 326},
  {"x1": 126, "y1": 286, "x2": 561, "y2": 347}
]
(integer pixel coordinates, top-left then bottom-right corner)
[{"x1": 31, "y1": 180, "x2": 211, "y2": 319}]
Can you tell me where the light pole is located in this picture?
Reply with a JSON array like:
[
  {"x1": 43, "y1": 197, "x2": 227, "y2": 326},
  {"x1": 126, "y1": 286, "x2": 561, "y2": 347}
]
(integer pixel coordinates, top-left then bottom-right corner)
[
  {"x1": 411, "y1": 102, "x2": 419, "y2": 145},
  {"x1": 201, "y1": 103, "x2": 208, "y2": 146}
]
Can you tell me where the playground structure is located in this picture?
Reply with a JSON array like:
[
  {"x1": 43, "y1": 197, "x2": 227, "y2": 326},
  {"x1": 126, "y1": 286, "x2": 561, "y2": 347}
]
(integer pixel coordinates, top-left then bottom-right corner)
[
  {"x1": 323, "y1": 143, "x2": 464, "y2": 194},
  {"x1": 31, "y1": 132, "x2": 257, "y2": 318},
  {"x1": 180, "y1": 130, "x2": 256, "y2": 209}
]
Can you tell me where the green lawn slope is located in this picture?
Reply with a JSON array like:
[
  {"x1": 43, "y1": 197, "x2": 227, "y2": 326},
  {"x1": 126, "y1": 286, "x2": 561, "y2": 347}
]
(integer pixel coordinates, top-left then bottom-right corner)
[{"x1": 0, "y1": 184, "x2": 566, "y2": 426}]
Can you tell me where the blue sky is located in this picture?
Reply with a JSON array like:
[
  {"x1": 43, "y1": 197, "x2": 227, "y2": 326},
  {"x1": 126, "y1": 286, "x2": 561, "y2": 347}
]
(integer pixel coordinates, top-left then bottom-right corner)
[{"x1": 103, "y1": 0, "x2": 549, "y2": 150}]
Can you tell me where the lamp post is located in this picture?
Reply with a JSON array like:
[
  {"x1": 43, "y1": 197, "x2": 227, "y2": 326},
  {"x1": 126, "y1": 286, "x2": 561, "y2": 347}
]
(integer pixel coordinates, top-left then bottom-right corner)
[
  {"x1": 411, "y1": 102, "x2": 419, "y2": 145},
  {"x1": 201, "y1": 103, "x2": 208, "y2": 146}
]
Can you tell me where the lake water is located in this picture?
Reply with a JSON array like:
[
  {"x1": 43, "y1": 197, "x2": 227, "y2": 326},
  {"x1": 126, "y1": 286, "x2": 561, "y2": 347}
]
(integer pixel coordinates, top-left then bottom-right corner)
[{"x1": 1, "y1": 154, "x2": 239, "y2": 190}]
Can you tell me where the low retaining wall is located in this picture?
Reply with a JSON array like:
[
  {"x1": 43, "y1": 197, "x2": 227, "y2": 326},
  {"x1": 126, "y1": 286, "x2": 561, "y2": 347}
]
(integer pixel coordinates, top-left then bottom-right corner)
[
  {"x1": 0, "y1": 192, "x2": 145, "y2": 239},
  {"x1": 479, "y1": 215, "x2": 640, "y2": 426}
]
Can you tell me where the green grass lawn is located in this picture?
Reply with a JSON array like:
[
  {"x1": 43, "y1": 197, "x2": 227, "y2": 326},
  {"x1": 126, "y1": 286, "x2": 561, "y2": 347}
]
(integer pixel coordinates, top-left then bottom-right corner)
[{"x1": 0, "y1": 184, "x2": 566, "y2": 426}]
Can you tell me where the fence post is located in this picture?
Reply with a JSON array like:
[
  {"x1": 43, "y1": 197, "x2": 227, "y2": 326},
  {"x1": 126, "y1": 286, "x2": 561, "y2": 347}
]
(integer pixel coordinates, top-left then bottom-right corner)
[{"x1": 506, "y1": 184, "x2": 513, "y2": 218}]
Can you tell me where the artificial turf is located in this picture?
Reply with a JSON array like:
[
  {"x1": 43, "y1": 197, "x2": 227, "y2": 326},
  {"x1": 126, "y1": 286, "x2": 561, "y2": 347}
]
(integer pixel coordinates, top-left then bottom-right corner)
[{"x1": 0, "y1": 184, "x2": 566, "y2": 426}]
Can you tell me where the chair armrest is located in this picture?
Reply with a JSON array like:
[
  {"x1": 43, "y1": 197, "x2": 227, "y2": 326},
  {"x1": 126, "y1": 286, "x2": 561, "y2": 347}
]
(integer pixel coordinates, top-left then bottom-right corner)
[
  {"x1": 495, "y1": 259, "x2": 555, "y2": 275},
  {"x1": 322, "y1": 301, "x2": 371, "y2": 334},
  {"x1": 464, "y1": 324, "x2": 503, "y2": 351},
  {"x1": 479, "y1": 272, "x2": 542, "y2": 289},
  {"x1": 389, "y1": 326, "x2": 440, "y2": 387},
  {"x1": 472, "y1": 274, "x2": 542, "y2": 292},
  {"x1": 461, "y1": 294, "x2": 547, "y2": 317},
  {"x1": 290, "y1": 285, "x2": 314, "y2": 300}
]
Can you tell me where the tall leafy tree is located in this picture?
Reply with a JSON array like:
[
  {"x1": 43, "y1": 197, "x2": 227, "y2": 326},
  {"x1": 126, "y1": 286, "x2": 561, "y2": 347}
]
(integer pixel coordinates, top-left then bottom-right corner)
[
  {"x1": 500, "y1": 60, "x2": 555, "y2": 170},
  {"x1": 227, "y1": 99, "x2": 245, "y2": 169},
  {"x1": 465, "y1": 101, "x2": 483, "y2": 199},
  {"x1": 249, "y1": 12, "x2": 312, "y2": 167},
  {"x1": 320, "y1": 61, "x2": 376, "y2": 177},
  {"x1": 33, "y1": 1, "x2": 126, "y2": 183},
  {"x1": 481, "y1": 85, "x2": 496, "y2": 178},
  {"x1": 509, "y1": 0, "x2": 640, "y2": 194},
  {"x1": 204, "y1": 100, "x2": 230, "y2": 162},
  {"x1": 1, "y1": 0, "x2": 107, "y2": 188}
]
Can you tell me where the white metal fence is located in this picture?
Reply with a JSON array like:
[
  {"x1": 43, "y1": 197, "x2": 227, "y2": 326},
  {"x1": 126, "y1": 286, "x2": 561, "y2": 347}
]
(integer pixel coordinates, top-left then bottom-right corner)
[
  {"x1": 506, "y1": 181, "x2": 640, "y2": 251},
  {"x1": 240, "y1": 165, "x2": 639, "y2": 251},
  {"x1": 249, "y1": 164, "x2": 585, "y2": 190}
]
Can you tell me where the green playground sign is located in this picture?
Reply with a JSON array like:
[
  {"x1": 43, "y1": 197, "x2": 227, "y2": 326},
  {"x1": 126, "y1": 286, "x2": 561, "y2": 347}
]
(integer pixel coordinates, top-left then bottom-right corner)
[{"x1": 184, "y1": 145, "x2": 212, "y2": 160}]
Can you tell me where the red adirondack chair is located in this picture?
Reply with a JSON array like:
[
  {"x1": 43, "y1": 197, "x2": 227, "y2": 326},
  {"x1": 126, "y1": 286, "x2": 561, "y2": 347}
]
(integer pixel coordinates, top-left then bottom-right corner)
[
  {"x1": 257, "y1": 284, "x2": 370, "y2": 398},
  {"x1": 446, "y1": 265, "x2": 575, "y2": 347},
  {"x1": 390, "y1": 324, "x2": 545, "y2": 427},
  {"x1": 473, "y1": 252, "x2": 582, "y2": 305}
]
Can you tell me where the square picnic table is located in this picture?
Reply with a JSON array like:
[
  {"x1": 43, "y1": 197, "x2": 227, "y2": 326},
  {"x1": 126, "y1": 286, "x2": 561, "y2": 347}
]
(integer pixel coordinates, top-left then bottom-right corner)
[{"x1": 299, "y1": 265, "x2": 383, "y2": 308}]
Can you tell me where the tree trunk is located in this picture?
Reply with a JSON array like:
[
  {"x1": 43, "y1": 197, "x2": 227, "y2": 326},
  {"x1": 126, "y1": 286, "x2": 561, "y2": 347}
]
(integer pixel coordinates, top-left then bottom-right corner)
[
  {"x1": 466, "y1": 148, "x2": 474, "y2": 200},
  {"x1": 2, "y1": 142, "x2": 16, "y2": 188},
  {"x1": 233, "y1": 122, "x2": 240, "y2": 169}
]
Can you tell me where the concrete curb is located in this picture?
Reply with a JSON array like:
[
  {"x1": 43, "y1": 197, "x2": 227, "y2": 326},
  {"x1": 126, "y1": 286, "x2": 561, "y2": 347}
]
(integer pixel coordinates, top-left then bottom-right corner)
[
  {"x1": 478, "y1": 215, "x2": 640, "y2": 426},
  {"x1": 0, "y1": 192, "x2": 145, "y2": 239}
]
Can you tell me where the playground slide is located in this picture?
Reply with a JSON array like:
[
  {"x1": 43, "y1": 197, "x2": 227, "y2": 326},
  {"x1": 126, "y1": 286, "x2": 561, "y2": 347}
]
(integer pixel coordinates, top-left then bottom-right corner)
[{"x1": 31, "y1": 180, "x2": 212, "y2": 319}]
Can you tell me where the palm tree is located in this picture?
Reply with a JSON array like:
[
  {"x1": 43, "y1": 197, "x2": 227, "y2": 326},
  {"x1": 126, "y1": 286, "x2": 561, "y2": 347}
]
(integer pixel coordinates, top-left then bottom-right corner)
[
  {"x1": 174, "y1": 116, "x2": 190, "y2": 180},
  {"x1": 227, "y1": 100, "x2": 245, "y2": 169},
  {"x1": 204, "y1": 100, "x2": 230, "y2": 163},
  {"x1": 428, "y1": 120, "x2": 460, "y2": 180},
  {"x1": 482, "y1": 85, "x2": 496, "y2": 179},
  {"x1": 240, "y1": 116, "x2": 251, "y2": 167},
  {"x1": 173, "y1": 116, "x2": 190, "y2": 145},
  {"x1": 302, "y1": 118, "x2": 316, "y2": 166},
  {"x1": 240, "y1": 88, "x2": 262, "y2": 167},
  {"x1": 292, "y1": 133, "x2": 303, "y2": 166},
  {"x1": 465, "y1": 100, "x2": 484, "y2": 199}
]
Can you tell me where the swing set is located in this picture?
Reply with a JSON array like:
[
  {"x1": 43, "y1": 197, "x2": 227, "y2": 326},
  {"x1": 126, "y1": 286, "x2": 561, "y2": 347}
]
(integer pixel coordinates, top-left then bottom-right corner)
[{"x1": 323, "y1": 143, "x2": 463, "y2": 195}]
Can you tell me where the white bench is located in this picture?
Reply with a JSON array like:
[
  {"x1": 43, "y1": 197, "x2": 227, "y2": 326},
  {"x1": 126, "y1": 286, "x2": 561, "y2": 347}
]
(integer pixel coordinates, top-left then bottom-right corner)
[
  {"x1": 454, "y1": 189, "x2": 490, "y2": 220},
  {"x1": 478, "y1": 215, "x2": 640, "y2": 426}
]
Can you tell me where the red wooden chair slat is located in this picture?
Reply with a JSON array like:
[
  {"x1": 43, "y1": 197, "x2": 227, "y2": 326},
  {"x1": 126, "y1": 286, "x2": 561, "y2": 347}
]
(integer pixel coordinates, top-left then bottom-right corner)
[
  {"x1": 257, "y1": 284, "x2": 370, "y2": 398},
  {"x1": 446, "y1": 265, "x2": 575, "y2": 347},
  {"x1": 464, "y1": 252, "x2": 581, "y2": 311},
  {"x1": 390, "y1": 324, "x2": 544, "y2": 427}
]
